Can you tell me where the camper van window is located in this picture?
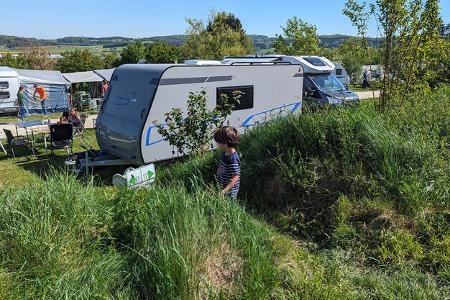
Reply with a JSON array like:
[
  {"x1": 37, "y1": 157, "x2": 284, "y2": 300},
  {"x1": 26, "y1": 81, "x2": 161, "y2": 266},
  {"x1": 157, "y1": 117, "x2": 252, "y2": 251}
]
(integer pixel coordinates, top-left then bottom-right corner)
[
  {"x1": 0, "y1": 82, "x2": 9, "y2": 89},
  {"x1": 336, "y1": 69, "x2": 343, "y2": 76},
  {"x1": 310, "y1": 74, "x2": 345, "y2": 92},
  {"x1": 0, "y1": 91, "x2": 10, "y2": 100},
  {"x1": 217, "y1": 86, "x2": 254, "y2": 110},
  {"x1": 303, "y1": 57, "x2": 327, "y2": 67}
]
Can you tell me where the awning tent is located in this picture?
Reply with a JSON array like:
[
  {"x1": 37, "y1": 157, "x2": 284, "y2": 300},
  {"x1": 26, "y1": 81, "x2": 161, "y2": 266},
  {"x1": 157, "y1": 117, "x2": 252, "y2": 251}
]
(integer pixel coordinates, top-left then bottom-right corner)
[
  {"x1": 62, "y1": 71, "x2": 103, "y2": 84},
  {"x1": 63, "y1": 69, "x2": 115, "y2": 99},
  {"x1": 94, "y1": 68, "x2": 115, "y2": 81},
  {"x1": 17, "y1": 69, "x2": 70, "y2": 114}
]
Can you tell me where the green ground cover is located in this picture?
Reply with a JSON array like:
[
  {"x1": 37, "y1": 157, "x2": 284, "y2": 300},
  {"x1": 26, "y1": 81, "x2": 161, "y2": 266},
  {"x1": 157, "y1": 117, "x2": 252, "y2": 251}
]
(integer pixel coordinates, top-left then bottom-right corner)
[{"x1": 0, "y1": 87, "x2": 448, "y2": 299}]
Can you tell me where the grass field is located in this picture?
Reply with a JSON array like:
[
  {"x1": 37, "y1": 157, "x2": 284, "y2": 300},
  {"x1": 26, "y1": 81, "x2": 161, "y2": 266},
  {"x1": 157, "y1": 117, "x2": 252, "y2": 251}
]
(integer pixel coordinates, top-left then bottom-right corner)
[
  {"x1": 0, "y1": 110, "x2": 98, "y2": 124},
  {"x1": 0, "y1": 87, "x2": 448, "y2": 298},
  {"x1": 0, "y1": 45, "x2": 121, "y2": 56},
  {"x1": 348, "y1": 84, "x2": 372, "y2": 92},
  {"x1": 0, "y1": 112, "x2": 63, "y2": 124}
]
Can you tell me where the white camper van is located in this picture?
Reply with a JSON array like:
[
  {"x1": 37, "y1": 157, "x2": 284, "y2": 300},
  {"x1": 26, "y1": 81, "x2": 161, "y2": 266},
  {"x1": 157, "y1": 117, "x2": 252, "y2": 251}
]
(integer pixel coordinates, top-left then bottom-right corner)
[
  {"x1": 96, "y1": 63, "x2": 304, "y2": 165},
  {"x1": 0, "y1": 67, "x2": 20, "y2": 114},
  {"x1": 222, "y1": 56, "x2": 359, "y2": 106},
  {"x1": 333, "y1": 62, "x2": 350, "y2": 87}
]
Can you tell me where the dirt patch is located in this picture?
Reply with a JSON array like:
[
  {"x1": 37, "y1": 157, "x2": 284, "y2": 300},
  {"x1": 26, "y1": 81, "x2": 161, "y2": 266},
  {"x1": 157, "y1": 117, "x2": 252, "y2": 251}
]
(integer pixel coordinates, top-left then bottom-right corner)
[{"x1": 199, "y1": 241, "x2": 243, "y2": 297}]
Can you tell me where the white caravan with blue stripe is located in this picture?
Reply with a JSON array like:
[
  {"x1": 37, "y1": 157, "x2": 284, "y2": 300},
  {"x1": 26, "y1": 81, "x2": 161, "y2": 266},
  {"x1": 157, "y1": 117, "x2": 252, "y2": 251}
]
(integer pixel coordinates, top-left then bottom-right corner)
[{"x1": 96, "y1": 63, "x2": 303, "y2": 165}]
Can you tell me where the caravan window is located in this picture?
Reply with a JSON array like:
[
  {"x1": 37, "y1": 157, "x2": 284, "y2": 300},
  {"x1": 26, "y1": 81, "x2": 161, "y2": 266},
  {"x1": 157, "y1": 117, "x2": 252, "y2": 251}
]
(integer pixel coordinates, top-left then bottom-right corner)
[
  {"x1": 0, "y1": 82, "x2": 9, "y2": 89},
  {"x1": 0, "y1": 91, "x2": 10, "y2": 99},
  {"x1": 303, "y1": 57, "x2": 327, "y2": 67},
  {"x1": 335, "y1": 69, "x2": 343, "y2": 76},
  {"x1": 216, "y1": 86, "x2": 254, "y2": 110}
]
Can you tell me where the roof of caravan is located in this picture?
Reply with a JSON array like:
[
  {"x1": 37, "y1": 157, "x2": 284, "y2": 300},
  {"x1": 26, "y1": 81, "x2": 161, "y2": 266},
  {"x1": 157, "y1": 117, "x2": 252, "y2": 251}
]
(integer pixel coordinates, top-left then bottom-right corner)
[
  {"x1": 94, "y1": 68, "x2": 115, "y2": 81},
  {"x1": 184, "y1": 60, "x2": 222, "y2": 65},
  {"x1": 16, "y1": 69, "x2": 69, "y2": 85},
  {"x1": 0, "y1": 66, "x2": 19, "y2": 77},
  {"x1": 282, "y1": 56, "x2": 335, "y2": 73},
  {"x1": 114, "y1": 63, "x2": 177, "y2": 75},
  {"x1": 63, "y1": 71, "x2": 103, "y2": 83}
]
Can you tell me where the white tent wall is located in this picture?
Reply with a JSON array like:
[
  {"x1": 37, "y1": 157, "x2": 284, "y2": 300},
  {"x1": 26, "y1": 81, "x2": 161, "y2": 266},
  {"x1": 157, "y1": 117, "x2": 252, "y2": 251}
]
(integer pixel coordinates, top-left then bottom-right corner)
[
  {"x1": 94, "y1": 69, "x2": 115, "y2": 81},
  {"x1": 63, "y1": 71, "x2": 107, "y2": 99},
  {"x1": 62, "y1": 71, "x2": 103, "y2": 83},
  {"x1": 15, "y1": 69, "x2": 70, "y2": 115}
]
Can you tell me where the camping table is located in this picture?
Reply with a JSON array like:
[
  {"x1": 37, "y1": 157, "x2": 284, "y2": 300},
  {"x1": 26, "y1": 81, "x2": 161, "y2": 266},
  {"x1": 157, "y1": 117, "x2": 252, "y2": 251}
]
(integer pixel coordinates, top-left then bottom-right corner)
[
  {"x1": 30, "y1": 125, "x2": 51, "y2": 149},
  {"x1": 16, "y1": 120, "x2": 50, "y2": 151}
]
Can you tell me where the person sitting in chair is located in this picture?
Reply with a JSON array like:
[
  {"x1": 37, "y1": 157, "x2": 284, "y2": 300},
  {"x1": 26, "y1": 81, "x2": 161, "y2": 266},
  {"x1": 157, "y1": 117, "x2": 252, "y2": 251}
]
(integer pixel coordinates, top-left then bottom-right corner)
[
  {"x1": 59, "y1": 111, "x2": 69, "y2": 124},
  {"x1": 69, "y1": 108, "x2": 82, "y2": 128}
]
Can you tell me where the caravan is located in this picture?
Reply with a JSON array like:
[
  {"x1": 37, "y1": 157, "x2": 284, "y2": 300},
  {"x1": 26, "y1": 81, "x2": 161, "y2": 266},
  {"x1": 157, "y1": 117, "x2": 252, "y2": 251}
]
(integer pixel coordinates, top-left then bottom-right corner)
[
  {"x1": 333, "y1": 62, "x2": 350, "y2": 88},
  {"x1": 96, "y1": 63, "x2": 304, "y2": 165},
  {"x1": 0, "y1": 67, "x2": 20, "y2": 114},
  {"x1": 96, "y1": 56, "x2": 361, "y2": 166}
]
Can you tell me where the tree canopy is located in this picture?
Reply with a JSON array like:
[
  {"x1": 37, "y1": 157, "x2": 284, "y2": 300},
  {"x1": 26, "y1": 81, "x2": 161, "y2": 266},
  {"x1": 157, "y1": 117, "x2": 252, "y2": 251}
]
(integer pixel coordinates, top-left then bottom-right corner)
[
  {"x1": 117, "y1": 41, "x2": 146, "y2": 65},
  {"x1": 273, "y1": 17, "x2": 320, "y2": 55},
  {"x1": 145, "y1": 41, "x2": 180, "y2": 64},
  {"x1": 55, "y1": 49, "x2": 105, "y2": 72},
  {"x1": 180, "y1": 11, "x2": 254, "y2": 60}
]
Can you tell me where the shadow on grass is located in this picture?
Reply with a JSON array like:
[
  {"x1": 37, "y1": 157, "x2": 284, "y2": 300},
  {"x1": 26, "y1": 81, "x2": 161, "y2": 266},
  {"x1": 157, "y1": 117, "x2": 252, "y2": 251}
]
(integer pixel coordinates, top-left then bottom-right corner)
[
  {"x1": 1, "y1": 128, "x2": 135, "y2": 186},
  {"x1": 15, "y1": 153, "x2": 131, "y2": 186}
]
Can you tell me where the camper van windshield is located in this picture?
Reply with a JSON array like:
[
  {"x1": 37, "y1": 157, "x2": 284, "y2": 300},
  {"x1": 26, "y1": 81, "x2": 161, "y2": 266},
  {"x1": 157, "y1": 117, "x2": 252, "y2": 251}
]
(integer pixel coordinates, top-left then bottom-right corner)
[{"x1": 310, "y1": 74, "x2": 345, "y2": 92}]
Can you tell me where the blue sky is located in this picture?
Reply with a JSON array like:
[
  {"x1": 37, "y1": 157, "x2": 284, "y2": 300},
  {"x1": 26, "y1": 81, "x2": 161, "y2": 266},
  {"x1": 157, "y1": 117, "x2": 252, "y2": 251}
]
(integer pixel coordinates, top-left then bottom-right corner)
[{"x1": 1, "y1": 0, "x2": 449, "y2": 39}]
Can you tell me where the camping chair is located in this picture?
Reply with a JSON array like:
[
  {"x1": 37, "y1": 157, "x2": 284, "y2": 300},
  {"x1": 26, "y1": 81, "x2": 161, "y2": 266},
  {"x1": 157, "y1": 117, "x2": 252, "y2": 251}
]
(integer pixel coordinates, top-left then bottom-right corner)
[
  {"x1": 49, "y1": 124, "x2": 73, "y2": 155},
  {"x1": 74, "y1": 113, "x2": 88, "y2": 135},
  {"x1": 3, "y1": 129, "x2": 34, "y2": 158}
]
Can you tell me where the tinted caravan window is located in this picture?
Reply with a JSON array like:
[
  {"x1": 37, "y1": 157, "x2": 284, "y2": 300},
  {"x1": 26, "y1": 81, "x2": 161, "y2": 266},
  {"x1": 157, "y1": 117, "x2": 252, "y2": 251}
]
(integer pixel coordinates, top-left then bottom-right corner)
[
  {"x1": 217, "y1": 85, "x2": 254, "y2": 110},
  {"x1": 336, "y1": 69, "x2": 343, "y2": 76},
  {"x1": 0, "y1": 82, "x2": 9, "y2": 89},
  {"x1": 303, "y1": 57, "x2": 326, "y2": 66},
  {"x1": 0, "y1": 91, "x2": 10, "y2": 99}
]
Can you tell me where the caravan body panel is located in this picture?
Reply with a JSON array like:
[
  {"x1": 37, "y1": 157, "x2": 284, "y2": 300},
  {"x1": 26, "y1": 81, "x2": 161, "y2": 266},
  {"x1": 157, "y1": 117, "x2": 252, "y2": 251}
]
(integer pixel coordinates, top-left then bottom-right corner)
[{"x1": 0, "y1": 67, "x2": 20, "y2": 114}]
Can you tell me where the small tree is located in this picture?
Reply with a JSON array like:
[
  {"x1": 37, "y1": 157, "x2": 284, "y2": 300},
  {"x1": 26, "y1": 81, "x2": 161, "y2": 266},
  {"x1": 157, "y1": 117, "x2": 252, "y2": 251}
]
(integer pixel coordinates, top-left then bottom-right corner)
[
  {"x1": 21, "y1": 46, "x2": 55, "y2": 70},
  {"x1": 273, "y1": 17, "x2": 320, "y2": 55},
  {"x1": 145, "y1": 41, "x2": 180, "y2": 63},
  {"x1": 338, "y1": 38, "x2": 366, "y2": 83},
  {"x1": 102, "y1": 53, "x2": 118, "y2": 68},
  {"x1": 56, "y1": 49, "x2": 104, "y2": 72},
  {"x1": 153, "y1": 89, "x2": 242, "y2": 156},
  {"x1": 117, "y1": 41, "x2": 146, "y2": 65},
  {"x1": 180, "y1": 10, "x2": 254, "y2": 60}
]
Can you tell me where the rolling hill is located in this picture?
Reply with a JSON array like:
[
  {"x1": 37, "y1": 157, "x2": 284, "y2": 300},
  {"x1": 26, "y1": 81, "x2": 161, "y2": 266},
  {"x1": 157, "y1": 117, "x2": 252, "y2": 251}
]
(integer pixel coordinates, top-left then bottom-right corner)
[{"x1": 0, "y1": 34, "x2": 383, "y2": 52}]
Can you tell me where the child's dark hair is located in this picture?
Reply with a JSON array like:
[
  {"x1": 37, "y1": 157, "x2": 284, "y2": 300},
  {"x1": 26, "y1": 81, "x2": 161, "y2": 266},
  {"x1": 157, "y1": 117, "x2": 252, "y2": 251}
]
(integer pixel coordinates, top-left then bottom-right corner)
[{"x1": 214, "y1": 126, "x2": 240, "y2": 147}]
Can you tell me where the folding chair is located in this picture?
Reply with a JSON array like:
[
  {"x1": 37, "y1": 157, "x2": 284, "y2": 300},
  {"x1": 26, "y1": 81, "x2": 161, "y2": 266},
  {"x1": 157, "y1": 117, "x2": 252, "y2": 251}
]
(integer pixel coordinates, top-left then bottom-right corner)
[
  {"x1": 3, "y1": 129, "x2": 35, "y2": 158},
  {"x1": 0, "y1": 138, "x2": 7, "y2": 155},
  {"x1": 49, "y1": 124, "x2": 73, "y2": 155},
  {"x1": 74, "y1": 113, "x2": 87, "y2": 136}
]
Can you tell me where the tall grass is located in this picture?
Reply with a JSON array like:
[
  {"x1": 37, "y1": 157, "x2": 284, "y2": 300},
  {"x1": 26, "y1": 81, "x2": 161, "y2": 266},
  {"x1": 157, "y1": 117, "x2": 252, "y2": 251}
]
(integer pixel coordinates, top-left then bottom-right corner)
[
  {"x1": 1, "y1": 173, "x2": 446, "y2": 299},
  {"x1": 0, "y1": 87, "x2": 448, "y2": 298},
  {"x1": 162, "y1": 86, "x2": 450, "y2": 294}
]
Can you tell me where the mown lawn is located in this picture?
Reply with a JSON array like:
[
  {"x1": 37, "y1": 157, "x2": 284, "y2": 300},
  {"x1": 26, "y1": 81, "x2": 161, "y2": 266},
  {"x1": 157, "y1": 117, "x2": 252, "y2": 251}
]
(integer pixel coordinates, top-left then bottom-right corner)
[
  {"x1": 0, "y1": 128, "x2": 108, "y2": 187},
  {"x1": 0, "y1": 112, "x2": 62, "y2": 124}
]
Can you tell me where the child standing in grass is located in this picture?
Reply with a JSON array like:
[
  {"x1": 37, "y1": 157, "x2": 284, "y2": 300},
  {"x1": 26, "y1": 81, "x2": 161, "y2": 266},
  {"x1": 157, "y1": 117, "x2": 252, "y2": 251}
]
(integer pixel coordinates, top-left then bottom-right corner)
[{"x1": 214, "y1": 126, "x2": 241, "y2": 199}]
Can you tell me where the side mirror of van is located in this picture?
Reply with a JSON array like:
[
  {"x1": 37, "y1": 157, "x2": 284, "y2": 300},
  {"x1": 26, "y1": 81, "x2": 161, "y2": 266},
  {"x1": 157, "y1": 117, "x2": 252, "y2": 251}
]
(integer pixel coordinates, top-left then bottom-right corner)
[{"x1": 305, "y1": 87, "x2": 316, "y2": 97}]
